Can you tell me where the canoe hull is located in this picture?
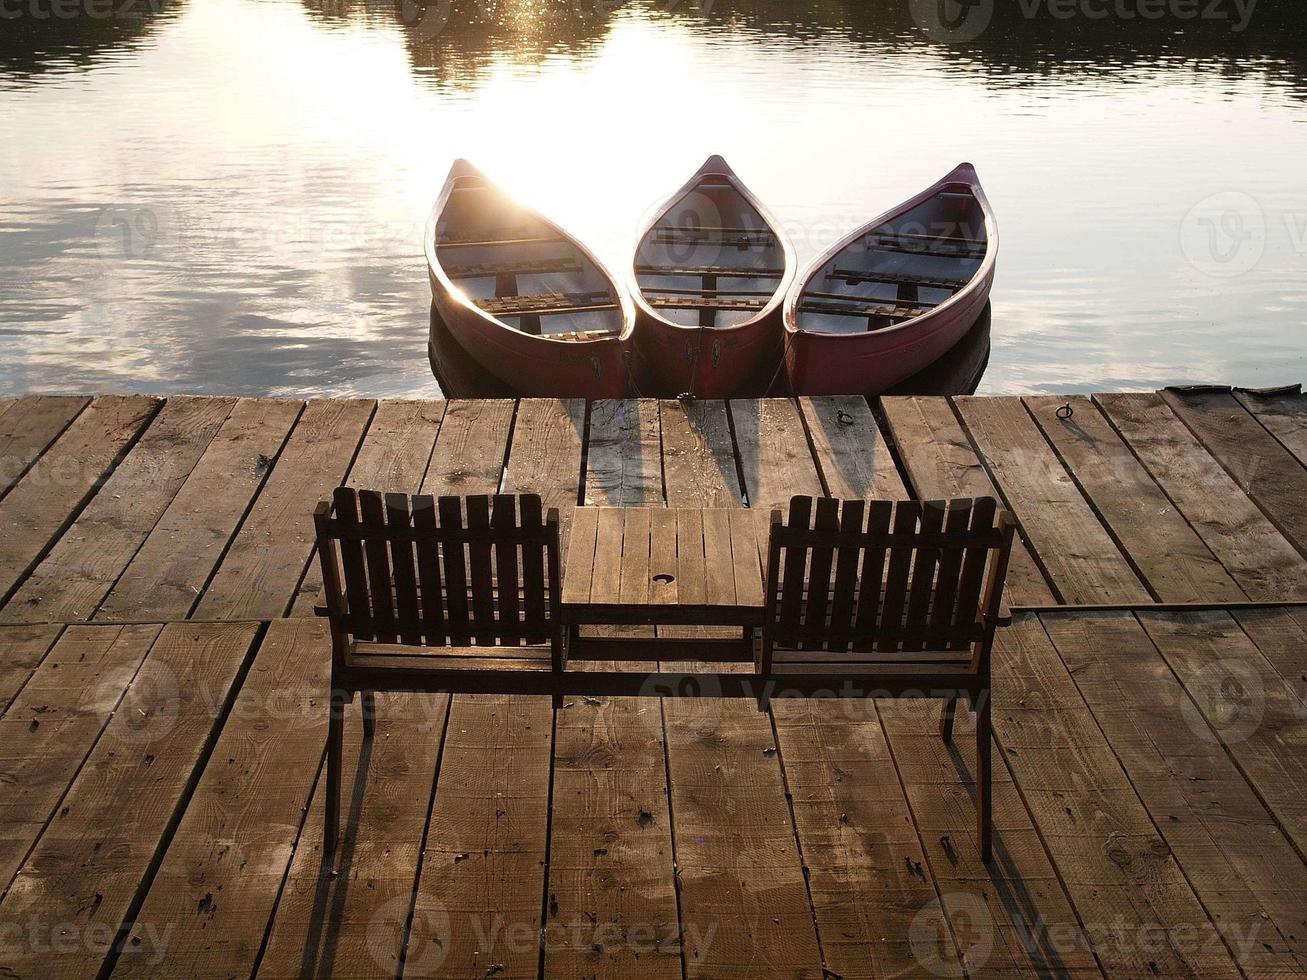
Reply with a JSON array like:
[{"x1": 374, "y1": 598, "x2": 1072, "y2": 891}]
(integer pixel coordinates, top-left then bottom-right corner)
[
  {"x1": 635, "y1": 305, "x2": 782, "y2": 397},
  {"x1": 785, "y1": 266, "x2": 992, "y2": 396},
  {"x1": 430, "y1": 272, "x2": 630, "y2": 399}
]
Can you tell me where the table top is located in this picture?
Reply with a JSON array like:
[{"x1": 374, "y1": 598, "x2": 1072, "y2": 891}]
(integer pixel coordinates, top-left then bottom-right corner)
[{"x1": 562, "y1": 506, "x2": 766, "y2": 616}]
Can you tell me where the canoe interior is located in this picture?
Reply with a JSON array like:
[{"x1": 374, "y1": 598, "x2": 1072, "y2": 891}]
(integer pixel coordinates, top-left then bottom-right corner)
[
  {"x1": 795, "y1": 182, "x2": 987, "y2": 336},
  {"x1": 435, "y1": 177, "x2": 624, "y2": 341},
  {"x1": 635, "y1": 179, "x2": 785, "y2": 329}
]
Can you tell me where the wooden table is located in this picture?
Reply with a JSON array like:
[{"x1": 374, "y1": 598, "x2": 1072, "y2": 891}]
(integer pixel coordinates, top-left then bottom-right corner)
[{"x1": 561, "y1": 506, "x2": 767, "y2": 661}]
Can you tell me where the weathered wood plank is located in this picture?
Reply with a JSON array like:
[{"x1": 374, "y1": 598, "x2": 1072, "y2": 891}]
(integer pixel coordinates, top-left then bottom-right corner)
[
  {"x1": 1163, "y1": 387, "x2": 1307, "y2": 557},
  {"x1": 879, "y1": 396, "x2": 1054, "y2": 605},
  {"x1": 1042, "y1": 611, "x2": 1307, "y2": 976},
  {"x1": 406, "y1": 398, "x2": 554, "y2": 980},
  {"x1": 194, "y1": 399, "x2": 374, "y2": 620},
  {"x1": 1, "y1": 396, "x2": 237, "y2": 623},
  {"x1": 1136, "y1": 610, "x2": 1307, "y2": 858},
  {"x1": 0, "y1": 395, "x2": 160, "y2": 604},
  {"x1": 1095, "y1": 392, "x2": 1307, "y2": 600},
  {"x1": 954, "y1": 396, "x2": 1149, "y2": 604},
  {"x1": 659, "y1": 399, "x2": 743, "y2": 508},
  {"x1": 1234, "y1": 385, "x2": 1307, "y2": 463},
  {"x1": 672, "y1": 399, "x2": 824, "y2": 979},
  {"x1": 256, "y1": 690, "x2": 450, "y2": 979},
  {"x1": 798, "y1": 396, "x2": 904, "y2": 500},
  {"x1": 991, "y1": 616, "x2": 1242, "y2": 978},
  {"x1": 0, "y1": 624, "x2": 162, "y2": 895},
  {"x1": 290, "y1": 399, "x2": 445, "y2": 615},
  {"x1": 0, "y1": 395, "x2": 89, "y2": 499},
  {"x1": 1230, "y1": 606, "x2": 1307, "y2": 707},
  {"x1": 97, "y1": 398, "x2": 303, "y2": 621},
  {"x1": 0, "y1": 625, "x2": 61, "y2": 717},
  {"x1": 1025, "y1": 395, "x2": 1244, "y2": 602},
  {"x1": 546, "y1": 397, "x2": 679, "y2": 979},
  {"x1": 501, "y1": 398, "x2": 586, "y2": 549},
  {"x1": 113, "y1": 619, "x2": 330, "y2": 980},
  {"x1": 0, "y1": 623, "x2": 259, "y2": 978}
]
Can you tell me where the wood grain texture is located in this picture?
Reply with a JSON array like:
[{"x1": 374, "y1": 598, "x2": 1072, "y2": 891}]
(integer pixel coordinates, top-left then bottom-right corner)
[
  {"x1": 1096, "y1": 391, "x2": 1307, "y2": 601},
  {"x1": 0, "y1": 623, "x2": 258, "y2": 979},
  {"x1": 0, "y1": 395, "x2": 89, "y2": 499},
  {"x1": 954, "y1": 395, "x2": 1149, "y2": 604},
  {"x1": 799, "y1": 395, "x2": 903, "y2": 501},
  {"x1": 0, "y1": 395, "x2": 160, "y2": 604},
  {"x1": 195, "y1": 399, "x2": 373, "y2": 620},
  {"x1": 1026, "y1": 395, "x2": 1243, "y2": 602},
  {"x1": 1234, "y1": 386, "x2": 1307, "y2": 463},
  {"x1": 114, "y1": 619, "x2": 330, "y2": 980},
  {"x1": 659, "y1": 399, "x2": 744, "y2": 508},
  {"x1": 1230, "y1": 605, "x2": 1307, "y2": 707},
  {"x1": 1163, "y1": 387, "x2": 1307, "y2": 557},
  {"x1": 880, "y1": 396, "x2": 1054, "y2": 605},
  {"x1": 2, "y1": 396, "x2": 236, "y2": 623},
  {"x1": 97, "y1": 398, "x2": 304, "y2": 621},
  {"x1": 0, "y1": 625, "x2": 61, "y2": 717}
]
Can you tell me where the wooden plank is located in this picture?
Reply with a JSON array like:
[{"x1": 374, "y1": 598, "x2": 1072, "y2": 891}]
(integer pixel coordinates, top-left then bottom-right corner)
[
  {"x1": 0, "y1": 395, "x2": 160, "y2": 604},
  {"x1": 290, "y1": 399, "x2": 445, "y2": 616},
  {"x1": 798, "y1": 396, "x2": 904, "y2": 501},
  {"x1": 0, "y1": 623, "x2": 259, "y2": 978},
  {"x1": 256, "y1": 688, "x2": 450, "y2": 979},
  {"x1": 0, "y1": 624, "x2": 161, "y2": 895},
  {"x1": 1041, "y1": 611, "x2": 1307, "y2": 976},
  {"x1": 1162, "y1": 387, "x2": 1307, "y2": 556},
  {"x1": 96, "y1": 398, "x2": 302, "y2": 621},
  {"x1": 991, "y1": 616, "x2": 1242, "y2": 978},
  {"x1": 1234, "y1": 385, "x2": 1307, "y2": 463},
  {"x1": 1230, "y1": 605, "x2": 1307, "y2": 706},
  {"x1": 954, "y1": 395, "x2": 1150, "y2": 603},
  {"x1": 113, "y1": 619, "x2": 330, "y2": 980},
  {"x1": 659, "y1": 399, "x2": 744, "y2": 508},
  {"x1": 1095, "y1": 392, "x2": 1307, "y2": 601},
  {"x1": 672, "y1": 400, "x2": 823, "y2": 979},
  {"x1": 1026, "y1": 395, "x2": 1245, "y2": 603},
  {"x1": 0, "y1": 625, "x2": 60, "y2": 717},
  {"x1": 1136, "y1": 610, "x2": 1307, "y2": 858},
  {"x1": 1, "y1": 396, "x2": 237, "y2": 623},
  {"x1": 880, "y1": 396, "x2": 1054, "y2": 605},
  {"x1": 407, "y1": 397, "x2": 554, "y2": 980},
  {"x1": 728, "y1": 398, "x2": 823, "y2": 513},
  {"x1": 0, "y1": 395, "x2": 89, "y2": 499},
  {"x1": 194, "y1": 398, "x2": 374, "y2": 620},
  {"x1": 547, "y1": 398, "x2": 678, "y2": 979}
]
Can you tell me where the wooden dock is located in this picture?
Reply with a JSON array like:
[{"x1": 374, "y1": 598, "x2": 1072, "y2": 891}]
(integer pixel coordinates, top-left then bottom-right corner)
[{"x1": 0, "y1": 388, "x2": 1305, "y2": 978}]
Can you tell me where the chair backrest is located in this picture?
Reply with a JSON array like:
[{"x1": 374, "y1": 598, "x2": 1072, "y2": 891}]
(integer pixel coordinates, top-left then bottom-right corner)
[
  {"x1": 763, "y1": 496, "x2": 1014, "y2": 665},
  {"x1": 314, "y1": 489, "x2": 562, "y2": 650}
]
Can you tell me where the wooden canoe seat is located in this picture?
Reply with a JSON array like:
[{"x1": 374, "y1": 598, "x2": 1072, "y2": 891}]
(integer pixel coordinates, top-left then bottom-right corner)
[
  {"x1": 802, "y1": 289, "x2": 936, "y2": 310},
  {"x1": 829, "y1": 268, "x2": 968, "y2": 292},
  {"x1": 479, "y1": 291, "x2": 617, "y2": 319},
  {"x1": 636, "y1": 264, "x2": 786, "y2": 279},
  {"x1": 547, "y1": 328, "x2": 618, "y2": 342},
  {"x1": 797, "y1": 299, "x2": 926, "y2": 321},
  {"x1": 651, "y1": 227, "x2": 774, "y2": 248},
  {"x1": 648, "y1": 295, "x2": 768, "y2": 312},
  {"x1": 864, "y1": 233, "x2": 986, "y2": 260},
  {"x1": 438, "y1": 231, "x2": 567, "y2": 249},
  {"x1": 442, "y1": 257, "x2": 581, "y2": 279}
]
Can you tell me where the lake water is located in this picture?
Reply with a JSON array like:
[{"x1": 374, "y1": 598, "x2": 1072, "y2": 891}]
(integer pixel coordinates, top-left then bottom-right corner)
[{"x1": 2, "y1": 0, "x2": 1306, "y2": 397}]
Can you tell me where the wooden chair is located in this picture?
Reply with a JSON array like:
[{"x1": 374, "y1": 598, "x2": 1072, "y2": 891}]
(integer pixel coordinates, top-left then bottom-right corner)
[
  {"x1": 759, "y1": 496, "x2": 1014, "y2": 862},
  {"x1": 313, "y1": 488, "x2": 563, "y2": 853}
]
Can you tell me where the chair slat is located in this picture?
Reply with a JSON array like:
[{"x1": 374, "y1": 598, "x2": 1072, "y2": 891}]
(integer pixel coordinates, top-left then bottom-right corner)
[
  {"x1": 412, "y1": 496, "x2": 445, "y2": 645},
  {"x1": 333, "y1": 488, "x2": 374, "y2": 642},
  {"x1": 854, "y1": 500, "x2": 893, "y2": 638},
  {"x1": 778, "y1": 496, "x2": 812, "y2": 634},
  {"x1": 493, "y1": 495, "x2": 522, "y2": 642},
  {"x1": 519, "y1": 494, "x2": 547, "y2": 644},
  {"x1": 465, "y1": 495, "x2": 496, "y2": 644},
  {"x1": 954, "y1": 497, "x2": 998, "y2": 650},
  {"x1": 876, "y1": 501, "x2": 921, "y2": 652},
  {"x1": 826, "y1": 498, "x2": 866, "y2": 651},
  {"x1": 359, "y1": 491, "x2": 397, "y2": 645},
  {"x1": 902, "y1": 500, "x2": 947, "y2": 652},
  {"x1": 930, "y1": 499, "x2": 973, "y2": 640},
  {"x1": 438, "y1": 496, "x2": 471, "y2": 645},
  {"x1": 385, "y1": 493, "x2": 423, "y2": 646},
  {"x1": 802, "y1": 497, "x2": 841, "y2": 644}
]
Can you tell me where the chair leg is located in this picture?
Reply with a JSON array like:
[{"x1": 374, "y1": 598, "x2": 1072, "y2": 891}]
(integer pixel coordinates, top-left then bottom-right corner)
[
  {"x1": 977, "y1": 694, "x2": 993, "y2": 864},
  {"x1": 939, "y1": 694, "x2": 958, "y2": 742},
  {"x1": 325, "y1": 689, "x2": 347, "y2": 856},
  {"x1": 361, "y1": 690, "x2": 376, "y2": 739}
]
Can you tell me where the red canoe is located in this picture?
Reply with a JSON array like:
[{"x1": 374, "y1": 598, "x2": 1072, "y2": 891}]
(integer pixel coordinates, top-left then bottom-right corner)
[
  {"x1": 783, "y1": 163, "x2": 997, "y2": 396},
  {"x1": 631, "y1": 156, "x2": 796, "y2": 398},
  {"x1": 425, "y1": 160, "x2": 635, "y2": 399}
]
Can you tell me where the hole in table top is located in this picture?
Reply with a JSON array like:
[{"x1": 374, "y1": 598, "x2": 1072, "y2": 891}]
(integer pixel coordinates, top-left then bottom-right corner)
[{"x1": 652, "y1": 574, "x2": 676, "y2": 585}]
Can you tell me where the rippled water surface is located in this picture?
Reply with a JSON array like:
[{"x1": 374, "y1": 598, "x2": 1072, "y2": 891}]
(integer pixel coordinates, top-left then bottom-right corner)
[{"x1": 2, "y1": 0, "x2": 1306, "y2": 396}]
